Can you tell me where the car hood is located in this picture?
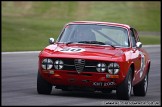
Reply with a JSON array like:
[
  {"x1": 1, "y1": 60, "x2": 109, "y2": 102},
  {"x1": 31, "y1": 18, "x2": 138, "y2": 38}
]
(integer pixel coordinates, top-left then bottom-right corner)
[{"x1": 40, "y1": 43, "x2": 127, "y2": 61}]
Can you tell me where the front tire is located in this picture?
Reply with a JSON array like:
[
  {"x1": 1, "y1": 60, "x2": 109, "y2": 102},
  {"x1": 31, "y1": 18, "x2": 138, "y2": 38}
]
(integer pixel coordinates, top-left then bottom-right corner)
[
  {"x1": 116, "y1": 68, "x2": 132, "y2": 100},
  {"x1": 37, "y1": 71, "x2": 52, "y2": 94},
  {"x1": 133, "y1": 73, "x2": 148, "y2": 96}
]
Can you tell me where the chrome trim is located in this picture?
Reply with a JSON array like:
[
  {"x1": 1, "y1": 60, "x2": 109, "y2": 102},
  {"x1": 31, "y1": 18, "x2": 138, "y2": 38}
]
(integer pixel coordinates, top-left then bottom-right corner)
[
  {"x1": 74, "y1": 59, "x2": 85, "y2": 73},
  {"x1": 49, "y1": 38, "x2": 55, "y2": 44},
  {"x1": 64, "y1": 64, "x2": 96, "y2": 68},
  {"x1": 64, "y1": 64, "x2": 75, "y2": 66},
  {"x1": 85, "y1": 66, "x2": 96, "y2": 68}
]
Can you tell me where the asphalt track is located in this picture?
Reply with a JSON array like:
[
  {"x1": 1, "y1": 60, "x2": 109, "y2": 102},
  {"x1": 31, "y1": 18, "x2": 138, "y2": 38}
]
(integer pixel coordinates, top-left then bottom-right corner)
[{"x1": 1, "y1": 46, "x2": 161, "y2": 106}]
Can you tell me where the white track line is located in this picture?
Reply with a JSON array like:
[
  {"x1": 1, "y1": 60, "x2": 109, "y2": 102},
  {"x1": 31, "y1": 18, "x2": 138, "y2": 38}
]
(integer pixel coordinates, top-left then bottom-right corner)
[
  {"x1": 2, "y1": 45, "x2": 160, "y2": 54},
  {"x1": 2, "y1": 51, "x2": 41, "y2": 54},
  {"x1": 142, "y1": 45, "x2": 160, "y2": 47}
]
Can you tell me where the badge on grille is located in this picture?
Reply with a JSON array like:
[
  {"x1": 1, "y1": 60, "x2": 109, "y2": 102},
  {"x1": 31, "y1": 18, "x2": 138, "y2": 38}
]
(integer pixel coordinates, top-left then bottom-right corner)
[{"x1": 74, "y1": 59, "x2": 85, "y2": 73}]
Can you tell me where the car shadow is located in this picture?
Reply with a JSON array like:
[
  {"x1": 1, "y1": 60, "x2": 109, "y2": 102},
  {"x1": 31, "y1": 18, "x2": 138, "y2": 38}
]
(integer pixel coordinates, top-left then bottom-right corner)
[{"x1": 51, "y1": 89, "x2": 118, "y2": 100}]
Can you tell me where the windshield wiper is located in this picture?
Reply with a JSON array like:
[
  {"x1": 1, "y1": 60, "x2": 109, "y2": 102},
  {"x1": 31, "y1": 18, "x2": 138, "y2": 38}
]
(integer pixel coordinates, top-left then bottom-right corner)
[
  {"x1": 66, "y1": 41, "x2": 115, "y2": 48},
  {"x1": 66, "y1": 41, "x2": 78, "y2": 45},
  {"x1": 107, "y1": 43, "x2": 116, "y2": 49},
  {"x1": 106, "y1": 43, "x2": 116, "y2": 49},
  {"x1": 78, "y1": 41, "x2": 106, "y2": 45}
]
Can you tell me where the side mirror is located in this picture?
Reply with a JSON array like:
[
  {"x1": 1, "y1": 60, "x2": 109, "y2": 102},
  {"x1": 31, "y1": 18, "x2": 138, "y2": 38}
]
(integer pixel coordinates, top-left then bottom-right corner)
[
  {"x1": 136, "y1": 42, "x2": 142, "y2": 48},
  {"x1": 49, "y1": 38, "x2": 55, "y2": 44}
]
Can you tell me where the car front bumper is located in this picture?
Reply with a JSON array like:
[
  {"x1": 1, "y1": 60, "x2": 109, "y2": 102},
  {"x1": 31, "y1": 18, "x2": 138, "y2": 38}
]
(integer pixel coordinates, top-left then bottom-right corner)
[{"x1": 39, "y1": 70, "x2": 125, "y2": 88}]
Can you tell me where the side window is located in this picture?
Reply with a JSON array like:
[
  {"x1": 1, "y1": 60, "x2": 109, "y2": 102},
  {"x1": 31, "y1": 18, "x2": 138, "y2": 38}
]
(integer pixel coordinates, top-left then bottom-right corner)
[
  {"x1": 133, "y1": 28, "x2": 140, "y2": 42},
  {"x1": 130, "y1": 30, "x2": 136, "y2": 47}
]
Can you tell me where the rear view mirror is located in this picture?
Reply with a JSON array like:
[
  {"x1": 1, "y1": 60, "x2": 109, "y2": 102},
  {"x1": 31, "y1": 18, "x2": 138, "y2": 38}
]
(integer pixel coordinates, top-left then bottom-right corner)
[
  {"x1": 49, "y1": 38, "x2": 55, "y2": 44},
  {"x1": 136, "y1": 42, "x2": 142, "y2": 48}
]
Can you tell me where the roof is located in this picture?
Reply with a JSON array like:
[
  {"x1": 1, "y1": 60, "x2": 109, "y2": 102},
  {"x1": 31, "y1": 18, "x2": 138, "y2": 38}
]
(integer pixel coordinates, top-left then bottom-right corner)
[{"x1": 66, "y1": 21, "x2": 131, "y2": 29}]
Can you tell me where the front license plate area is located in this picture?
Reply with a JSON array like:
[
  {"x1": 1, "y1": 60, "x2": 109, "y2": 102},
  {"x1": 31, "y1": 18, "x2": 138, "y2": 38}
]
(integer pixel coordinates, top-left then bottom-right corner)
[{"x1": 93, "y1": 82, "x2": 116, "y2": 87}]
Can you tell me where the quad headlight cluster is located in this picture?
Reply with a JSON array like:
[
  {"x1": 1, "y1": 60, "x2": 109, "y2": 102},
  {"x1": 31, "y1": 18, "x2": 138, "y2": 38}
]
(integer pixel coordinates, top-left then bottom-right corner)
[
  {"x1": 41, "y1": 58, "x2": 119, "y2": 74},
  {"x1": 96, "y1": 62, "x2": 120, "y2": 74},
  {"x1": 41, "y1": 58, "x2": 64, "y2": 70}
]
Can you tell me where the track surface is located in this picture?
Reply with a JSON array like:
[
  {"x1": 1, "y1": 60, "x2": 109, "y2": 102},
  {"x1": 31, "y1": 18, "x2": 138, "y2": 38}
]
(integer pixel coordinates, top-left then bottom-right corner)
[{"x1": 2, "y1": 46, "x2": 161, "y2": 106}]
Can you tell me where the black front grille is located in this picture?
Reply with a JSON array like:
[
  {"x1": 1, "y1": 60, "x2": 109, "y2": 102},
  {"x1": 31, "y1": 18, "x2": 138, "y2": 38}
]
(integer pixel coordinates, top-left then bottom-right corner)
[{"x1": 51, "y1": 58, "x2": 109, "y2": 73}]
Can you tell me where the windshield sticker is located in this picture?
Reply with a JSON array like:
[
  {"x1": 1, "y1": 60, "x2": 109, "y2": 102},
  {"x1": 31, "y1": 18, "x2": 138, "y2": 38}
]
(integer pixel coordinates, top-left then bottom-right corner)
[{"x1": 59, "y1": 47, "x2": 85, "y2": 53}]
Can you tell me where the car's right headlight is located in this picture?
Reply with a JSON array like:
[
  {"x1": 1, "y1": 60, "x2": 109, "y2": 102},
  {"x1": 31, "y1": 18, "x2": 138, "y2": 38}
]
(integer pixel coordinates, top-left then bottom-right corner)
[
  {"x1": 107, "y1": 63, "x2": 120, "y2": 74},
  {"x1": 54, "y1": 60, "x2": 64, "y2": 70},
  {"x1": 96, "y1": 63, "x2": 106, "y2": 72},
  {"x1": 42, "y1": 58, "x2": 53, "y2": 70}
]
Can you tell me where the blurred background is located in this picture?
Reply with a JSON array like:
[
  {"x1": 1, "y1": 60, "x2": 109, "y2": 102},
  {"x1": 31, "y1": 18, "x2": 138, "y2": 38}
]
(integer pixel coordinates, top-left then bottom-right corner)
[{"x1": 2, "y1": 1, "x2": 160, "y2": 52}]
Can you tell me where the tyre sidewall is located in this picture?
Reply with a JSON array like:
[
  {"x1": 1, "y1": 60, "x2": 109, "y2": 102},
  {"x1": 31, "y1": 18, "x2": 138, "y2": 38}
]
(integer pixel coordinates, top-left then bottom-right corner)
[{"x1": 116, "y1": 68, "x2": 132, "y2": 100}]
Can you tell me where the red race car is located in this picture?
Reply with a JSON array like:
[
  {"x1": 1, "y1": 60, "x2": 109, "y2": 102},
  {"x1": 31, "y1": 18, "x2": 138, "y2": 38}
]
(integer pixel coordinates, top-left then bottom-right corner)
[{"x1": 37, "y1": 21, "x2": 151, "y2": 100}]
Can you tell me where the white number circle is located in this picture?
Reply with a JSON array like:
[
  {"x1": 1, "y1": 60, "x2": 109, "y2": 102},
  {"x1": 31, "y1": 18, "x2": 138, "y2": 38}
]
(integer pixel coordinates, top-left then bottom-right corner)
[{"x1": 59, "y1": 48, "x2": 85, "y2": 53}]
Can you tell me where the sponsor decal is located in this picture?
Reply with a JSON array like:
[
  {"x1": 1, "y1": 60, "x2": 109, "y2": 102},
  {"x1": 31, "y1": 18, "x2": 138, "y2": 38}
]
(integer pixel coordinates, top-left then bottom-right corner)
[{"x1": 59, "y1": 47, "x2": 85, "y2": 53}]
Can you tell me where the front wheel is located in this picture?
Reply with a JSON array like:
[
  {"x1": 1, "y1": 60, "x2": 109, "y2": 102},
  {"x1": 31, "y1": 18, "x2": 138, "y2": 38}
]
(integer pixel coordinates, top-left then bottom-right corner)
[
  {"x1": 133, "y1": 73, "x2": 148, "y2": 96},
  {"x1": 116, "y1": 68, "x2": 132, "y2": 100},
  {"x1": 37, "y1": 71, "x2": 52, "y2": 94}
]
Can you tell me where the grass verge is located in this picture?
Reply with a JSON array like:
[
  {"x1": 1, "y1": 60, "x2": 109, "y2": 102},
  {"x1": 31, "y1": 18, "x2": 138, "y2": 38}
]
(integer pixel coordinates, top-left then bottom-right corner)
[{"x1": 2, "y1": 1, "x2": 160, "y2": 51}]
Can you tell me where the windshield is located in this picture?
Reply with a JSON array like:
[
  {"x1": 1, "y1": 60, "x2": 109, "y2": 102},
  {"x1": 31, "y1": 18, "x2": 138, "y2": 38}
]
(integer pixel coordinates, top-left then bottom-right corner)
[{"x1": 57, "y1": 24, "x2": 129, "y2": 47}]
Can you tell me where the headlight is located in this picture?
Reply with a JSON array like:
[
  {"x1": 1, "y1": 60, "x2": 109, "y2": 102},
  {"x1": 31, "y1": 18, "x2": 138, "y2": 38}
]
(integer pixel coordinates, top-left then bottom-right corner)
[
  {"x1": 96, "y1": 63, "x2": 106, "y2": 72},
  {"x1": 54, "y1": 60, "x2": 64, "y2": 70},
  {"x1": 42, "y1": 58, "x2": 53, "y2": 70},
  {"x1": 107, "y1": 63, "x2": 120, "y2": 74}
]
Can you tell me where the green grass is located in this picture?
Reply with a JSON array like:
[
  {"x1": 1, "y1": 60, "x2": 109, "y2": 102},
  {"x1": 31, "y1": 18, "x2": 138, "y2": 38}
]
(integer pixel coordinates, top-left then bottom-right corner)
[
  {"x1": 2, "y1": 1, "x2": 160, "y2": 52},
  {"x1": 139, "y1": 36, "x2": 160, "y2": 45},
  {"x1": 2, "y1": 17, "x2": 67, "y2": 51}
]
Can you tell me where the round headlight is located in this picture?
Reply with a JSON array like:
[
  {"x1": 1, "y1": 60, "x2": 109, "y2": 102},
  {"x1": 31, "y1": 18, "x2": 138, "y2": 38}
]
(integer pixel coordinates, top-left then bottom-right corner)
[
  {"x1": 54, "y1": 60, "x2": 64, "y2": 70},
  {"x1": 108, "y1": 63, "x2": 120, "y2": 74},
  {"x1": 96, "y1": 63, "x2": 106, "y2": 72},
  {"x1": 42, "y1": 58, "x2": 53, "y2": 70}
]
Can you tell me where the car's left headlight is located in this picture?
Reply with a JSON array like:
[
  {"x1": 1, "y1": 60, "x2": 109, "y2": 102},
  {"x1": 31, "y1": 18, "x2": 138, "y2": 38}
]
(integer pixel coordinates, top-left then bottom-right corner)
[
  {"x1": 96, "y1": 63, "x2": 106, "y2": 72},
  {"x1": 42, "y1": 58, "x2": 53, "y2": 70},
  {"x1": 107, "y1": 63, "x2": 120, "y2": 74},
  {"x1": 54, "y1": 60, "x2": 64, "y2": 70}
]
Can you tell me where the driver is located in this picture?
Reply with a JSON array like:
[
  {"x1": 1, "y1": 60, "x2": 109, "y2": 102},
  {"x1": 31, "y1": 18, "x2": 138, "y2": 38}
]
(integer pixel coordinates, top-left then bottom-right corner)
[{"x1": 75, "y1": 29, "x2": 96, "y2": 42}]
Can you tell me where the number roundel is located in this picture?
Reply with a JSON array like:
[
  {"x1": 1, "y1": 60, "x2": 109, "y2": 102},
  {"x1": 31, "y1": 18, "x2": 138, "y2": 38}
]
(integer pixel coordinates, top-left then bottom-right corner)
[{"x1": 59, "y1": 47, "x2": 85, "y2": 53}]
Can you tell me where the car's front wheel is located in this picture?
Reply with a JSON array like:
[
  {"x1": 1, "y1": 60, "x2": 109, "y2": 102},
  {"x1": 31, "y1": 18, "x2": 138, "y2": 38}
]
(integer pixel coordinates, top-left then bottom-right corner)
[
  {"x1": 37, "y1": 71, "x2": 52, "y2": 94},
  {"x1": 133, "y1": 73, "x2": 148, "y2": 96},
  {"x1": 116, "y1": 68, "x2": 132, "y2": 100}
]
